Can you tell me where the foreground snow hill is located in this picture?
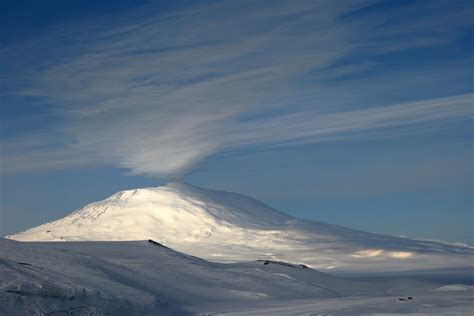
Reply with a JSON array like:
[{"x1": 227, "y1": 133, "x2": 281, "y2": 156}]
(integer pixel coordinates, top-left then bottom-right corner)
[
  {"x1": 8, "y1": 181, "x2": 474, "y2": 271},
  {"x1": 1, "y1": 238, "x2": 473, "y2": 315},
  {"x1": 0, "y1": 238, "x2": 376, "y2": 314}
]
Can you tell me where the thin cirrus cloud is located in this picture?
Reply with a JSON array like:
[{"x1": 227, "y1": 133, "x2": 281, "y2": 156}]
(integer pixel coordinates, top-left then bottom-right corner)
[{"x1": 2, "y1": 0, "x2": 473, "y2": 178}]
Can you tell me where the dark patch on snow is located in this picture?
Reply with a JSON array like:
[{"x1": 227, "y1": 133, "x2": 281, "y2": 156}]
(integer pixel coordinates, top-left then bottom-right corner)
[
  {"x1": 5, "y1": 289, "x2": 71, "y2": 300},
  {"x1": 258, "y1": 260, "x2": 309, "y2": 269},
  {"x1": 147, "y1": 239, "x2": 172, "y2": 250},
  {"x1": 0, "y1": 258, "x2": 33, "y2": 268},
  {"x1": 398, "y1": 296, "x2": 414, "y2": 301}
]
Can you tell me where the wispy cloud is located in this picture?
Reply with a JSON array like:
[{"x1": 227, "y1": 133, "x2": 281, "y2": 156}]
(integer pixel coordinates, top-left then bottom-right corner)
[
  {"x1": 2, "y1": 0, "x2": 473, "y2": 177},
  {"x1": 224, "y1": 93, "x2": 473, "y2": 148}
]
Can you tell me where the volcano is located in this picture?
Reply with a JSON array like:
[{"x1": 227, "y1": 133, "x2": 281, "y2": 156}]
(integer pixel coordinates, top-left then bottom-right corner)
[{"x1": 8, "y1": 181, "x2": 473, "y2": 271}]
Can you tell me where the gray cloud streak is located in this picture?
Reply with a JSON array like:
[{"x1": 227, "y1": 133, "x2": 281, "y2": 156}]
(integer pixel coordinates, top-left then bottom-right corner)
[{"x1": 2, "y1": 0, "x2": 473, "y2": 177}]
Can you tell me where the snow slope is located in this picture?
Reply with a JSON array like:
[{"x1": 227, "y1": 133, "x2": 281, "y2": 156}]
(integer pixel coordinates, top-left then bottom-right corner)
[
  {"x1": 1, "y1": 238, "x2": 473, "y2": 315},
  {"x1": 8, "y1": 181, "x2": 474, "y2": 271},
  {"x1": 0, "y1": 238, "x2": 376, "y2": 315}
]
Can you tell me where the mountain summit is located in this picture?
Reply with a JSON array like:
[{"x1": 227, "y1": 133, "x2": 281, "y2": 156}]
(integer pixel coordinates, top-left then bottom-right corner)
[{"x1": 8, "y1": 182, "x2": 473, "y2": 271}]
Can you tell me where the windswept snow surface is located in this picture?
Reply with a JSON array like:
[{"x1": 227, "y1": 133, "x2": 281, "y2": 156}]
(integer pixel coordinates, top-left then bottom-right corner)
[
  {"x1": 0, "y1": 239, "x2": 474, "y2": 315},
  {"x1": 0, "y1": 238, "x2": 375, "y2": 314},
  {"x1": 8, "y1": 182, "x2": 474, "y2": 271},
  {"x1": 1, "y1": 238, "x2": 473, "y2": 315}
]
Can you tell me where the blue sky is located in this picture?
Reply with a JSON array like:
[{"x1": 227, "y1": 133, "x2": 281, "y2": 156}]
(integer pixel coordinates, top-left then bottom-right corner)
[{"x1": 1, "y1": 0, "x2": 473, "y2": 243}]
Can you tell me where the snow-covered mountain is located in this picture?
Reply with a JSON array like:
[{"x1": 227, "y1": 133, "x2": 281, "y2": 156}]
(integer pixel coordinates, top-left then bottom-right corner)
[{"x1": 7, "y1": 182, "x2": 473, "y2": 271}]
